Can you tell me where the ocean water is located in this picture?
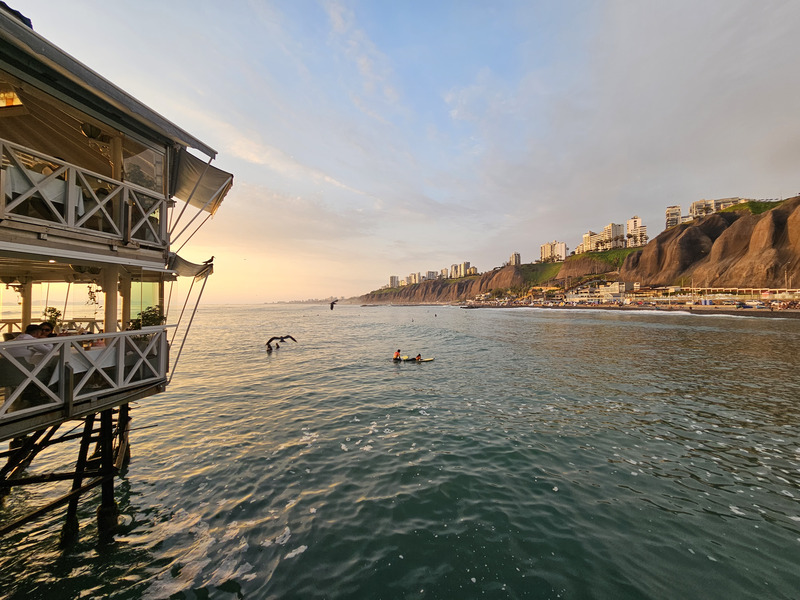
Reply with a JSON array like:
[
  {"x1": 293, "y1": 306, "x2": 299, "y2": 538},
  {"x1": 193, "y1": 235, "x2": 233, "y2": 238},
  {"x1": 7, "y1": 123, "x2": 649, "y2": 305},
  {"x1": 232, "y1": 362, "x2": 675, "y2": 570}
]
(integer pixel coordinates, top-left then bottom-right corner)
[{"x1": 0, "y1": 304, "x2": 799, "y2": 599}]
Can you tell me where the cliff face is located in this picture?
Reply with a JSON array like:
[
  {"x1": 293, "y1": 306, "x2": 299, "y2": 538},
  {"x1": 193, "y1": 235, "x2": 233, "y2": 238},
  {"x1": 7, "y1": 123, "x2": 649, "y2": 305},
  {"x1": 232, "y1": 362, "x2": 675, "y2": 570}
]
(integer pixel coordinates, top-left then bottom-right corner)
[
  {"x1": 620, "y1": 196, "x2": 800, "y2": 287},
  {"x1": 556, "y1": 255, "x2": 617, "y2": 279},
  {"x1": 359, "y1": 266, "x2": 525, "y2": 304},
  {"x1": 357, "y1": 197, "x2": 800, "y2": 304}
]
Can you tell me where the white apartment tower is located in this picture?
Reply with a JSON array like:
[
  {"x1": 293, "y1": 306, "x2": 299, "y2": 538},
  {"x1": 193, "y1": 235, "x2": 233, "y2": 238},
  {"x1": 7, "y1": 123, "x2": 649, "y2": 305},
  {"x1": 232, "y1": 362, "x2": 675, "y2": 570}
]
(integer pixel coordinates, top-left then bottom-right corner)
[
  {"x1": 509, "y1": 252, "x2": 521, "y2": 266},
  {"x1": 665, "y1": 205, "x2": 681, "y2": 229},
  {"x1": 602, "y1": 223, "x2": 625, "y2": 249},
  {"x1": 626, "y1": 216, "x2": 648, "y2": 248},
  {"x1": 540, "y1": 241, "x2": 567, "y2": 262}
]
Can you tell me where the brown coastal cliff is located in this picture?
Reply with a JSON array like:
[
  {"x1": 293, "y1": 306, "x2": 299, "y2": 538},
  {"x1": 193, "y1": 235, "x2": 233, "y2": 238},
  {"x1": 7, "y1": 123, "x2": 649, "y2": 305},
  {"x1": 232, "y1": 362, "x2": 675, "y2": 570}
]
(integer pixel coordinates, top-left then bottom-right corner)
[
  {"x1": 619, "y1": 196, "x2": 800, "y2": 287},
  {"x1": 357, "y1": 197, "x2": 800, "y2": 304},
  {"x1": 359, "y1": 266, "x2": 525, "y2": 304}
]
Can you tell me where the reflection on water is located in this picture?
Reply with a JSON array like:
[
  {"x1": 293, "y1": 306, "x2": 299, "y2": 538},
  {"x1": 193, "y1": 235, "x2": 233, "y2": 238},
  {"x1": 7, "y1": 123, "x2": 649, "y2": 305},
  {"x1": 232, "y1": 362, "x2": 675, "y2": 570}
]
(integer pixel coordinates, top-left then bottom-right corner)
[{"x1": 0, "y1": 305, "x2": 799, "y2": 599}]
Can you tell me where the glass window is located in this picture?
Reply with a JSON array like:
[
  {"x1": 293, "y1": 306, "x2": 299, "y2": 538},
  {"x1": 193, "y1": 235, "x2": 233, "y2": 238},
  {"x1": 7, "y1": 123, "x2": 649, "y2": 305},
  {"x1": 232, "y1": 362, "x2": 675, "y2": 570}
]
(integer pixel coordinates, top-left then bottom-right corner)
[{"x1": 123, "y1": 138, "x2": 165, "y2": 195}]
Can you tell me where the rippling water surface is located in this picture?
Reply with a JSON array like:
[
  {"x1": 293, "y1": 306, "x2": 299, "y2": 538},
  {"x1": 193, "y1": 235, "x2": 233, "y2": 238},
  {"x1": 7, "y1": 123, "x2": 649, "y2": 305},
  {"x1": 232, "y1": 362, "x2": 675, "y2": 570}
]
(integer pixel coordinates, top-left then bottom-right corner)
[{"x1": 1, "y1": 305, "x2": 799, "y2": 599}]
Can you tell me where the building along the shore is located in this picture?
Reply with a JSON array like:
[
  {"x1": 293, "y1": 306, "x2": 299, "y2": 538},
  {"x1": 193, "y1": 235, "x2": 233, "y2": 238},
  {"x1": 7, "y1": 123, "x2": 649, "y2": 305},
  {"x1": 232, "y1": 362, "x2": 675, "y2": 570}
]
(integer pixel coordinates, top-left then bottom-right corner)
[{"x1": 0, "y1": 5, "x2": 232, "y2": 542}]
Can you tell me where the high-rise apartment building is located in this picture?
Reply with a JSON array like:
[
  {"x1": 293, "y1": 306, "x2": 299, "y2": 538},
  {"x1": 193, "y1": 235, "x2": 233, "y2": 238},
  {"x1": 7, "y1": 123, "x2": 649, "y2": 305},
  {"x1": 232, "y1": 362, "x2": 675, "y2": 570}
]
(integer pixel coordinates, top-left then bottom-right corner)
[
  {"x1": 665, "y1": 205, "x2": 681, "y2": 229},
  {"x1": 389, "y1": 275, "x2": 399, "y2": 288},
  {"x1": 540, "y1": 241, "x2": 567, "y2": 262},
  {"x1": 626, "y1": 216, "x2": 648, "y2": 247},
  {"x1": 689, "y1": 197, "x2": 747, "y2": 218},
  {"x1": 509, "y1": 252, "x2": 521, "y2": 266}
]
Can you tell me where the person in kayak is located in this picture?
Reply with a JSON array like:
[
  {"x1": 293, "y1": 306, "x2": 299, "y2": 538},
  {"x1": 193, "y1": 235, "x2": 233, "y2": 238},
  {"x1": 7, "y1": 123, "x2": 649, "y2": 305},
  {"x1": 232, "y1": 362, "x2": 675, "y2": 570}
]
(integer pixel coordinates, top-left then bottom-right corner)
[{"x1": 415, "y1": 354, "x2": 422, "y2": 361}]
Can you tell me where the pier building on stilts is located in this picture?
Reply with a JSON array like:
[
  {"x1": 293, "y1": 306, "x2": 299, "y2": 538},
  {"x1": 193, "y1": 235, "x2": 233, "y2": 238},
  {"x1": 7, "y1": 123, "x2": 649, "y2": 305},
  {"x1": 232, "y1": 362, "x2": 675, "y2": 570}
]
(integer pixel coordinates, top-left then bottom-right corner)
[{"x1": 0, "y1": 5, "x2": 233, "y2": 544}]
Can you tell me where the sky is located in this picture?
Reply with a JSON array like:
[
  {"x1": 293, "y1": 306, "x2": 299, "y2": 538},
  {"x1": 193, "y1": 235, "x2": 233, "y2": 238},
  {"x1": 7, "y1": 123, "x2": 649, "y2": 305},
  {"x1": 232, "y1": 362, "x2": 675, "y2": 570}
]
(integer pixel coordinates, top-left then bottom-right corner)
[{"x1": 15, "y1": 0, "x2": 800, "y2": 303}]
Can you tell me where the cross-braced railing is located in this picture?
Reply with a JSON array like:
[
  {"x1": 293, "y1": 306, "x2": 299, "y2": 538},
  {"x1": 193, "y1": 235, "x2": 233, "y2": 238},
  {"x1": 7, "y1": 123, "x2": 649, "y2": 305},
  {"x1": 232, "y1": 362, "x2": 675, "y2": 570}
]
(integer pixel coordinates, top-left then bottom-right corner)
[
  {"x1": 0, "y1": 328, "x2": 168, "y2": 422},
  {"x1": 0, "y1": 138, "x2": 167, "y2": 248}
]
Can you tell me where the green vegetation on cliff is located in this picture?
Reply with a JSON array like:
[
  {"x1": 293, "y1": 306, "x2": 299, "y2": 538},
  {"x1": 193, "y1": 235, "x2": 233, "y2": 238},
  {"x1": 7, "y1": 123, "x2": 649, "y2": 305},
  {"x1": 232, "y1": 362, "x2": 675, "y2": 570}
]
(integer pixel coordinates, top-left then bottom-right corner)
[
  {"x1": 519, "y1": 262, "x2": 562, "y2": 285},
  {"x1": 719, "y1": 200, "x2": 784, "y2": 215},
  {"x1": 566, "y1": 247, "x2": 639, "y2": 269}
]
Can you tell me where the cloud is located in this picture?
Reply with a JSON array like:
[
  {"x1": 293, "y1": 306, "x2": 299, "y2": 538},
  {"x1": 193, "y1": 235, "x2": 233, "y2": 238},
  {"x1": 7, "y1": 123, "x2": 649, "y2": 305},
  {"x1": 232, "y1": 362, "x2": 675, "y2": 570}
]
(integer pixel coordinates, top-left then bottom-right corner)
[{"x1": 323, "y1": 0, "x2": 401, "y2": 112}]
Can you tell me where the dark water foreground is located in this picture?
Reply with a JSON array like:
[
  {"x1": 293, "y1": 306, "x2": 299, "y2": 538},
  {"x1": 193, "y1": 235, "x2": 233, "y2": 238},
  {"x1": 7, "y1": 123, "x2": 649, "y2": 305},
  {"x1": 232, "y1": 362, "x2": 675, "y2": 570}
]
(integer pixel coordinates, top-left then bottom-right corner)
[{"x1": 0, "y1": 305, "x2": 798, "y2": 599}]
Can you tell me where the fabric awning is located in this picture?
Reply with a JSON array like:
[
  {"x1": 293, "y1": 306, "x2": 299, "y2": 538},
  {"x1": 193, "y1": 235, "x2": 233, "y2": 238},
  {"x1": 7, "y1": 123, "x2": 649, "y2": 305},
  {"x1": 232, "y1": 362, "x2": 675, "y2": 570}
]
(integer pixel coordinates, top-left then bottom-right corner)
[
  {"x1": 172, "y1": 148, "x2": 233, "y2": 215},
  {"x1": 167, "y1": 253, "x2": 213, "y2": 279}
]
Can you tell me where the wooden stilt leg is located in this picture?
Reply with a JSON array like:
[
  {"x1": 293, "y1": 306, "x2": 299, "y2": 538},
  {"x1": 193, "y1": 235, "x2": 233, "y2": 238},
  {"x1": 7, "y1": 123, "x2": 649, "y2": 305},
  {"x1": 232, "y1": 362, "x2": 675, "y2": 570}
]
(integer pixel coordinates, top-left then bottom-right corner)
[
  {"x1": 60, "y1": 414, "x2": 95, "y2": 547},
  {"x1": 116, "y1": 404, "x2": 131, "y2": 470},
  {"x1": 96, "y1": 409, "x2": 117, "y2": 539}
]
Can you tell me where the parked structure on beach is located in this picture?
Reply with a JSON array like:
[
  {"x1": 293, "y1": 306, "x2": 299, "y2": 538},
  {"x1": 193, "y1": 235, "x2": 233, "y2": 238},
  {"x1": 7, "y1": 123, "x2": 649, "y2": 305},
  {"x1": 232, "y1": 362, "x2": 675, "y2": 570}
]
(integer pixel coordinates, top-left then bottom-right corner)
[{"x1": 0, "y1": 6, "x2": 232, "y2": 542}]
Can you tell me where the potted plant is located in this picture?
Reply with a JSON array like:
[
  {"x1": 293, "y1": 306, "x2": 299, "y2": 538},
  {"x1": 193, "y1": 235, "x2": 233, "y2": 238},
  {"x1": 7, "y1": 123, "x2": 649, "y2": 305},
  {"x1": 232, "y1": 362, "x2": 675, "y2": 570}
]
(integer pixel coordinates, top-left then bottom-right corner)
[{"x1": 129, "y1": 305, "x2": 165, "y2": 352}]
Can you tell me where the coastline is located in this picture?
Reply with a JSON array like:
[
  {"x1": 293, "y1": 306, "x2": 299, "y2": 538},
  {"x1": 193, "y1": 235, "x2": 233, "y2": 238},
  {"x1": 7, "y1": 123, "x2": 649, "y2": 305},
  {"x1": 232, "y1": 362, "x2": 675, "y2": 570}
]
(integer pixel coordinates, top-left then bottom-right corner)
[{"x1": 464, "y1": 303, "x2": 800, "y2": 319}]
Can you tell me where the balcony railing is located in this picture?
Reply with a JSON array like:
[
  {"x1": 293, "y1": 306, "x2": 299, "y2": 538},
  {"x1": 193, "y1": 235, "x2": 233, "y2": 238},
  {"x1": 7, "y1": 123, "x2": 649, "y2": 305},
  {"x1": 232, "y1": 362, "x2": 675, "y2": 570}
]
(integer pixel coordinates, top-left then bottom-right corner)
[
  {"x1": 0, "y1": 328, "x2": 168, "y2": 424},
  {"x1": 2, "y1": 319, "x2": 106, "y2": 339},
  {"x1": 0, "y1": 138, "x2": 167, "y2": 248}
]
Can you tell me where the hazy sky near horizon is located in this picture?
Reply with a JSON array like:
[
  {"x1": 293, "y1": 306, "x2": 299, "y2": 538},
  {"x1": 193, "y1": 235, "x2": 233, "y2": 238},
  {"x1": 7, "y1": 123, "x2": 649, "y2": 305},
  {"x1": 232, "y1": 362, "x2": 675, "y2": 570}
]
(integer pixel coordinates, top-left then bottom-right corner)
[{"x1": 18, "y1": 0, "x2": 800, "y2": 302}]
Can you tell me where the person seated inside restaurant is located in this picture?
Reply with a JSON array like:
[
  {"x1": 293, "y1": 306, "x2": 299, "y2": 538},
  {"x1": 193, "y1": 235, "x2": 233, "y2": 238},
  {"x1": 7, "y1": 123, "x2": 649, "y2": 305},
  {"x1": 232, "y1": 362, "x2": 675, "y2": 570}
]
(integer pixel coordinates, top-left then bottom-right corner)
[
  {"x1": 38, "y1": 322, "x2": 57, "y2": 337},
  {"x1": 7, "y1": 324, "x2": 54, "y2": 365}
]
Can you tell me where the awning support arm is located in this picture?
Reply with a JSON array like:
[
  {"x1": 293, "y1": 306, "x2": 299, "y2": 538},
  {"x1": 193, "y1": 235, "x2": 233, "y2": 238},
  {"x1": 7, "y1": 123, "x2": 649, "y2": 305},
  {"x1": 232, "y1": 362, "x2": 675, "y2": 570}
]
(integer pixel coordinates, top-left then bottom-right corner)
[
  {"x1": 172, "y1": 213, "x2": 214, "y2": 256},
  {"x1": 168, "y1": 273, "x2": 209, "y2": 384},
  {"x1": 170, "y1": 176, "x2": 231, "y2": 244},
  {"x1": 168, "y1": 156, "x2": 213, "y2": 234}
]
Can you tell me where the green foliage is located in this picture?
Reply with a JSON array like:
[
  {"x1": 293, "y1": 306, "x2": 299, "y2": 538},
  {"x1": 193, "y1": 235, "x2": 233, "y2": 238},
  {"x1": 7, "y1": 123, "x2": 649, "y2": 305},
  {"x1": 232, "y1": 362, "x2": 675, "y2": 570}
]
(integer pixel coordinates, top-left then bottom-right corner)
[
  {"x1": 42, "y1": 306, "x2": 61, "y2": 327},
  {"x1": 567, "y1": 247, "x2": 639, "y2": 269},
  {"x1": 719, "y1": 200, "x2": 784, "y2": 215},
  {"x1": 519, "y1": 262, "x2": 562, "y2": 285},
  {"x1": 130, "y1": 305, "x2": 165, "y2": 329}
]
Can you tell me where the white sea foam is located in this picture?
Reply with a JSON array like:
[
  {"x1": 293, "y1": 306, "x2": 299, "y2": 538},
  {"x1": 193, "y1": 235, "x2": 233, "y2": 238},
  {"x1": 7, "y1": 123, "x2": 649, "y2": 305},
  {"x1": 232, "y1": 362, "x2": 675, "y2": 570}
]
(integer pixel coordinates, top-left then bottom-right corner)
[{"x1": 284, "y1": 545, "x2": 308, "y2": 559}]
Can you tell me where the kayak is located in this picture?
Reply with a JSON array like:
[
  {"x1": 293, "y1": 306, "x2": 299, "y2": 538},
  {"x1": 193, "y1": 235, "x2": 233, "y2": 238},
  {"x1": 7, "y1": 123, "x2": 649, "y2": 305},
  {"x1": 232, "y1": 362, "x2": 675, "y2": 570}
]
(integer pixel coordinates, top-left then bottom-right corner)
[{"x1": 402, "y1": 357, "x2": 434, "y2": 362}]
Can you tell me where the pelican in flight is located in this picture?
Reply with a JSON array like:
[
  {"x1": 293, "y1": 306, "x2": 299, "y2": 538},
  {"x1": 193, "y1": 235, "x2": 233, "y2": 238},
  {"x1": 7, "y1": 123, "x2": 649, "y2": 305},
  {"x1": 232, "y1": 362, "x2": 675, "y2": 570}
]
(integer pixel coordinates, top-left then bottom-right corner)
[
  {"x1": 266, "y1": 335, "x2": 297, "y2": 351},
  {"x1": 330, "y1": 299, "x2": 338, "y2": 310}
]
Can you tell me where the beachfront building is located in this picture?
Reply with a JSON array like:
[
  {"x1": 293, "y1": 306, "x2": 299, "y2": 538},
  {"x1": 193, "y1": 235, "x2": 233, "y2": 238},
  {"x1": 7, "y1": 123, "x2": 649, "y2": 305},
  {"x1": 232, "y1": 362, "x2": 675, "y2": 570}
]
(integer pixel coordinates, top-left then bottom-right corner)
[
  {"x1": 509, "y1": 252, "x2": 521, "y2": 266},
  {"x1": 0, "y1": 6, "x2": 232, "y2": 540},
  {"x1": 566, "y1": 281, "x2": 634, "y2": 303},
  {"x1": 626, "y1": 216, "x2": 648, "y2": 248},
  {"x1": 440, "y1": 268, "x2": 448, "y2": 279},
  {"x1": 540, "y1": 240, "x2": 567, "y2": 262},
  {"x1": 389, "y1": 276, "x2": 399, "y2": 288},
  {"x1": 426, "y1": 271, "x2": 438, "y2": 281}
]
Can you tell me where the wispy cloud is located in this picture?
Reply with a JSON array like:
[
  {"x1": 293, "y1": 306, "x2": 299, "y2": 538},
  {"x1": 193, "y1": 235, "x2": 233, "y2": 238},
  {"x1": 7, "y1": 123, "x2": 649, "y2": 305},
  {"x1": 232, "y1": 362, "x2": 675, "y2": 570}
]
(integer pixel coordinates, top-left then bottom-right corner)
[{"x1": 323, "y1": 0, "x2": 400, "y2": 112}]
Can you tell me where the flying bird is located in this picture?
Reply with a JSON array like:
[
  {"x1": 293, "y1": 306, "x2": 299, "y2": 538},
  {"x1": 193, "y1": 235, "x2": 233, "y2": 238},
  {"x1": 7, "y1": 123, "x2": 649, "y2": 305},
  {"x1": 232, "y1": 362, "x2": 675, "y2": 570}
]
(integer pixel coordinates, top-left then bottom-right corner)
[
  {"x1": 265, "y1": 335, "x2": 297, "y2": 351},
  {"x1": 330, "y1": 299, "x2": 338, "y2": 310}
]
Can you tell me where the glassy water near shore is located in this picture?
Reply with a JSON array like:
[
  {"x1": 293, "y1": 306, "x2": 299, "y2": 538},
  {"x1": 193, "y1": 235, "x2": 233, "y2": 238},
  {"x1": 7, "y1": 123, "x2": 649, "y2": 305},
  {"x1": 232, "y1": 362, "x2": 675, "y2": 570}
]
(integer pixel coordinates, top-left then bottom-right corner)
[{"x1": 1, "y1": 304, "x2": 799, "y2": 600}]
